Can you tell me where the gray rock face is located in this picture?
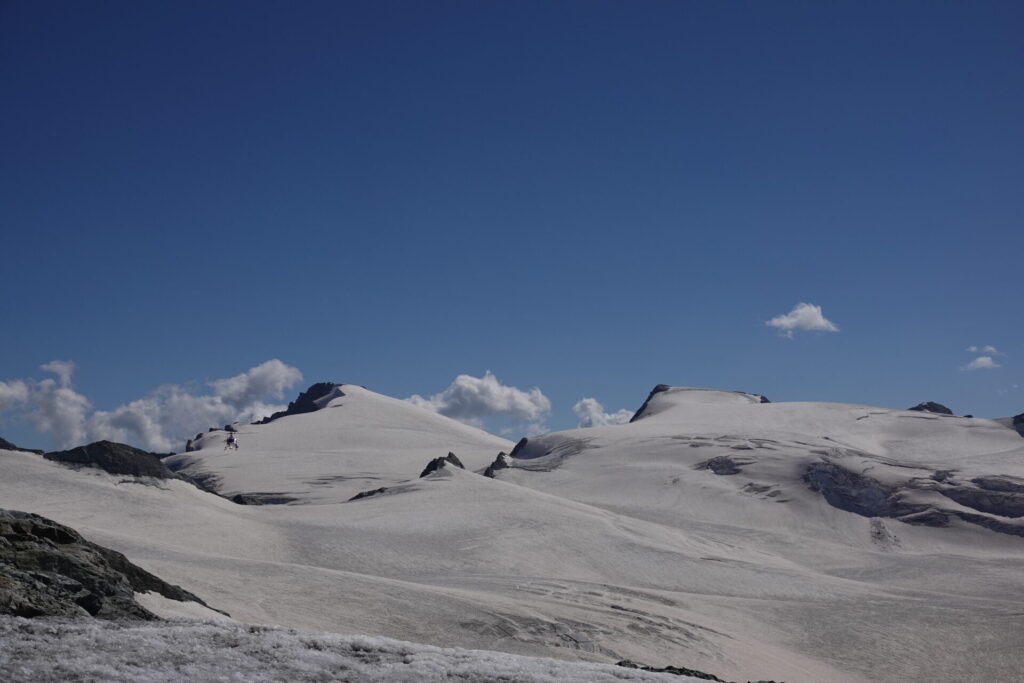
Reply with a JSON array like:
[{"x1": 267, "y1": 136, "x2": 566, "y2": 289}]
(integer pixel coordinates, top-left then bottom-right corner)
[
  {"x1": 0, "y1": 437, "x2": 43, "y2": 454},
  {"x1": 907, "y1": 402, "x2": 954, "y2": 415},
  {"x1": 0, "y1": 509, "x2": 219, "y2": 619},
  {"x1": 44, "y1": 441, "x2": 177, "y2": 479},
  {"x1": 628, "y1": 385, "x2": 672, "y2": 423},
  {"x1": 616, "y1": 659, "x2": 727, "y2": 681},
  {"x1": 257, "y1": 382, "x2": 343, "y2": 424},
  {"x1": 696, "y1": 456, "x2": 745, "y2": 476},
  {"x1": 420, "y1": 452, "x2": 465, "y2": 478},
  {"x1": 803, "y1": 462, "x2": 1024, "y2": 536},
  {"x1": 483, "y1": 452, "x2": 511, "y2": 478}
]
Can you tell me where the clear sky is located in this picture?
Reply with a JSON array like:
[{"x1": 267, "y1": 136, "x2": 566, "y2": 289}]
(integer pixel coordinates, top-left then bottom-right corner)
[{"x1": 2, "y1": 1, "x2": 1021, "y2": 451}]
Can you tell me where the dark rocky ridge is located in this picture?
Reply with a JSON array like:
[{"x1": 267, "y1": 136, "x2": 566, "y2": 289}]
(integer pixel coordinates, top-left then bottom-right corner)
[
  {"x1": 628, "y1": 384, "x2": 672, "y2": 423},
  {"x1": 44, "y1": 441, "x2": 178, "y2": 480},
  {"x1": 483, "y1": 452, "x2": 511, "y2": 478},
  {"x1": 0, "y1": 509, "x2": 220, "y2": 619},
  {"x1": 257, "y1": 382, "x2": 343, "y2": 425},
  {"x1": 420, "y1": 452, "x2": 465, "y2": 477},
  {"x1": 908, "y1": 402, "x2": 954, "y2": 415},
  {"x1": 0, "y1": 436, "x2": 43, "y2": 454},
  {"x1": 630, "y1": 385, "x2": 769, "y2": 424},
  {"x1": 1013, "y1": 412, "x2": 1024, "y2": 438}
]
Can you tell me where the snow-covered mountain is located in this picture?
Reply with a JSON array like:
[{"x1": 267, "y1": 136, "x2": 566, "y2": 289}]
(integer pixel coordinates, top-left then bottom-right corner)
[
  {"x1": 2, "y1": 383, "x2": 1023, "y2": 682},
  {"x1": 165, "y1": 383, "x2": 513, "y2": 503}
]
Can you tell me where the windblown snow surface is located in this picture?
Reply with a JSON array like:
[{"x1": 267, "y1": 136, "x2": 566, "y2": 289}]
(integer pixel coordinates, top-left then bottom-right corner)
[
  {"x1": 3, "y1": 384, "x2": 1024, "y2": 682},
  {"x1": 0, "y1": 617, "x2": 693, "y2": 682}
]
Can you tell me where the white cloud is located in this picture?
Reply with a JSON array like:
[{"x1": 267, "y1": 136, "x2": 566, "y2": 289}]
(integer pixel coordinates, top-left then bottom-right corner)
[
  {"x1": 766, "y1": 302, "x2": 839, "y2": 338},
  {"x1": 408, "y1": 371, "x2": 551, "y2": 431},
  {"x1": 208, "y1": 359, "x2": 303, "y2": 409},
  {"x1": 962, "y1": 356, "x2": 1000, "y2": 371},
  {"x1": 30, "y1": 363, "x2": 93, "y2": 448},
  {"x1": 0, "y1": 379, "x2": 30, "y2": 411},
  {"x1": 1, "y1": 359, "x2": 302, "y2": 451},
  {"x1": 967, "y1": 345, "x2": 1001, "y2": 356},
  {"x1": 572, "y1": 398, "x2": 633, "y2": 428},
  {"x1": 39, "y1": 360, "x2": 75, "y2": 387}
]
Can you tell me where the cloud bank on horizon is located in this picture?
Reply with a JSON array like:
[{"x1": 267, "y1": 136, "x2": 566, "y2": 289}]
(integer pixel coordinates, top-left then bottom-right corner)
[
  {"x1": 0, "y1": 360, "x2": 303, "y2": 452},
  {"x1": 766, "y1": 302, "x2": 839, "y2": 338}
]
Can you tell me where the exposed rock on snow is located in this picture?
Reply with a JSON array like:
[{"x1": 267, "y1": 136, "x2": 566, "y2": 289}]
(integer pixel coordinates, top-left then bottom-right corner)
[
  {"x1": 615, "y1": 659, "x2": 727, "y2": 681},
  {"x1": 257, "y1": 382, "x2": 344, "y2": 424},
  {"x1": 229, "y1": 492, "x2": 299, "y2": 505},
  {"x1": 420, "y1": 452, "x2": 465, "y2": 477},
  {"x1": 630, "y1": 386, "x2": 768, "y2": 423},
  {"x1": 803, "y1": 460, "x2": 1024, "y2": 535},
  {"x1": 0, "y1": 510, "x2": 216, "y2": 620},
  {"x1": 907, "y1": 402, "x2": 954, "y2": 415},
  {"x1": 0, "y1": 436, "x2": 42, "y2": 454},
  {"x1": 348, "y1": 487, "x2": 390, "y2": 501},
  {"x1": 44, "y1": 441, "x2": 178, "y2": 480},
  {"x1": 696, "y1": 455, "x2": 747, "y2": 476},
  {"x1": 629, "y1": 384, "x2": 672, "y2": 423},
  {"x1": 483, "y1": 451, "x2": 511, "y2": 478}
]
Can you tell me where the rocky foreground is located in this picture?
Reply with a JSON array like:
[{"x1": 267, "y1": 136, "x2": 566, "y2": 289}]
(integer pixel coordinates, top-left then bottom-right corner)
[{"x1": 0, "y1": 509, "x2": 216, "y2": 620}]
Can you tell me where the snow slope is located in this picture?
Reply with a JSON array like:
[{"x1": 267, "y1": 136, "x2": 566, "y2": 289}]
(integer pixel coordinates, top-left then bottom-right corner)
[
  {"x1": 165, "y1": 384, "x2": 513, "y2": 503},
  {"x1": 3, "y1": 384, "x2": 1024, "y2": 682},
  {"x1": 0, "y1": 616, "x2": 698, "y2": 683}
]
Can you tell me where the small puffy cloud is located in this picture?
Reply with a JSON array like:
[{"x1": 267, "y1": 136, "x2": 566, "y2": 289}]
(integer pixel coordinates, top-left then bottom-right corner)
[
  {"x1": 766, "y1": 302, "x2": 839, "y2": 338},
  {"x1": 572, "y1": 398, "x2": 633, "y2": 428},
  {"x1": 408, "y1": 371, "x2": 551, "y2": 431},
  {"x1": 967, "y1": 345, "x2": 1001, "y2": 355},
  {"x1": 0, "y1": 379, "x2": 30, "y2": 411},
  {"x1": 1, "y1": 359, "x2": 303, "y2": 451},
  {"x1": 962, "y1": 356, "x2": 1000, "y2": 371}
]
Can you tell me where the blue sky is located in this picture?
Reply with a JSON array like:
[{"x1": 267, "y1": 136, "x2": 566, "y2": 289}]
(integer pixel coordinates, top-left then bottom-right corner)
[{"x1": 1, "y1": 1, "x2": 1021, "y2": 451}]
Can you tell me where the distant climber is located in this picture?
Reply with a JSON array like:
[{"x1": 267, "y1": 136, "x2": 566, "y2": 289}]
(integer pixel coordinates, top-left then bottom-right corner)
[{"x1": 225, "y1": 433, "x2": 239, "y2": 450}]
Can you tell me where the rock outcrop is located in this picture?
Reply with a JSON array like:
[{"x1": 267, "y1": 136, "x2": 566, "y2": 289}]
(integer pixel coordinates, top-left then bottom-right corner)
[
  {"x1": 0, "y1": 509, "x2": 219, "y2": 619},
  {"x1": 615, "y1": 659, "x2": 728, "y2": 681},
  {"x1": 419, "y1": 452, "x2": 465, "y2": 477},
  {"x1": 0, "y1": 436, "x2": 43, "y2": 454},
  {"x1": 257, "y1": 382, "x2": 343, "y2": 424},
  {"x1": 907, "y1": 402, "x2": 954, "y2": 415},
  {"x1": 44, "y1": 441, "x2": 178, "y2": 480},
  {"x1": 803, "y1": 461, "x2": 1024, "y2": 536},
  {"x1": 483, "y1": 452, "x2": 511, "y2": 478},
  {"x1": 628, "y1": 385, "x2": 672, "y2": 423},
  {"x1": 1013, "y1": 412, "x2": 1024, "y2": 438}
]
